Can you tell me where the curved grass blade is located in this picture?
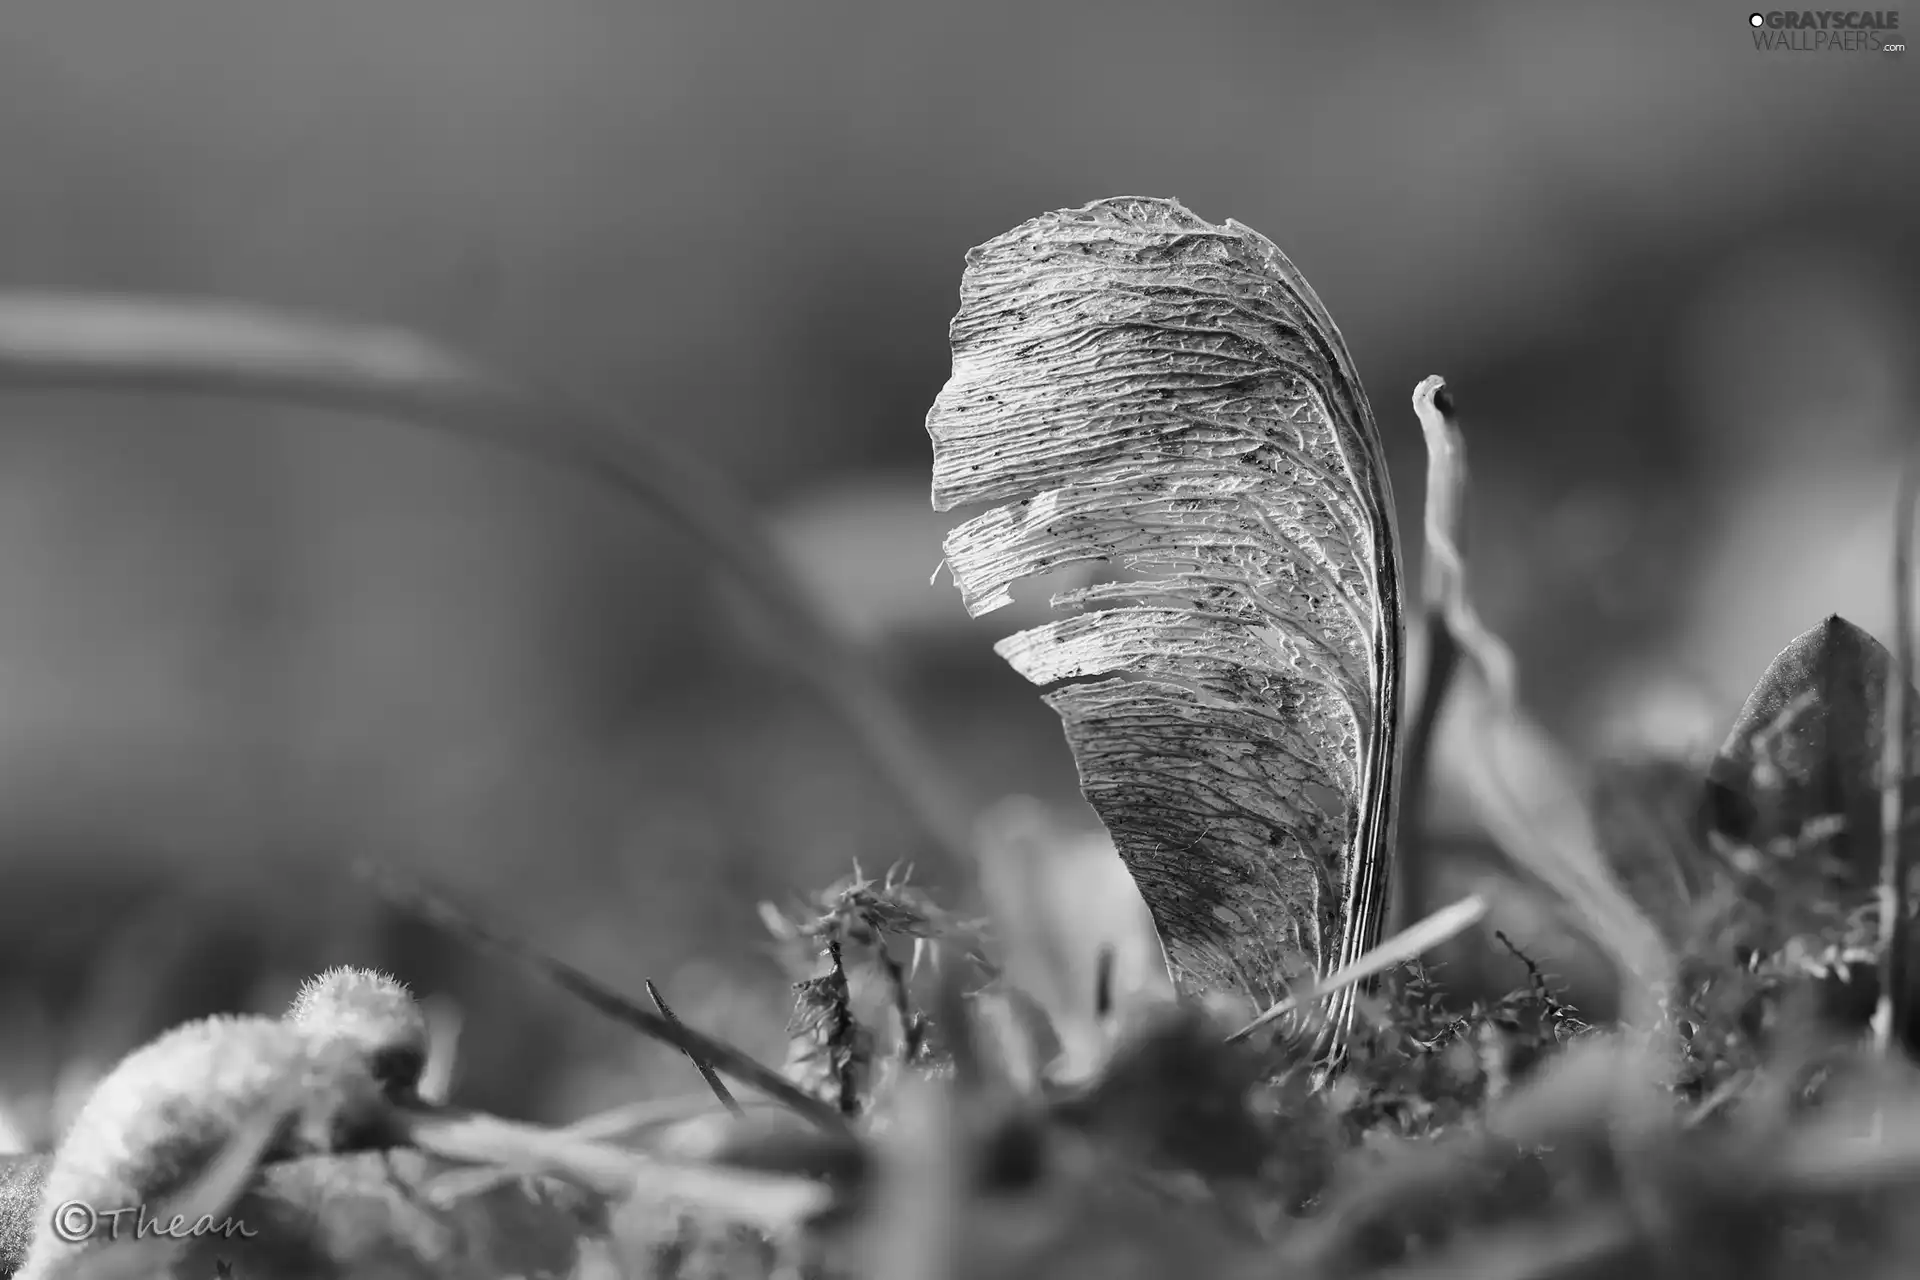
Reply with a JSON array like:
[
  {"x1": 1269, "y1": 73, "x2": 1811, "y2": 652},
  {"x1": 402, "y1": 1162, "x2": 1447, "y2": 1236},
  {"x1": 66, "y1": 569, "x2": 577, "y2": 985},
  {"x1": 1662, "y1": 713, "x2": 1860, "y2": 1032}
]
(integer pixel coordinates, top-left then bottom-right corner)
[
  {"x1": 0, "y1": 292, "x2": 974, "y2": 868},
  {"x1": 361, "y1": 862, "x2": 848, "y2": 1132},
  {"x1": 927, "y1": 197, "x2": 1404, "y2": 1054},
  {"x1": 1408, "y1": 378, "x2": 1668, "y2": 1019},
  {"x1": 1226, "y1": 892, "x2": 1488, "y2": 1043}
]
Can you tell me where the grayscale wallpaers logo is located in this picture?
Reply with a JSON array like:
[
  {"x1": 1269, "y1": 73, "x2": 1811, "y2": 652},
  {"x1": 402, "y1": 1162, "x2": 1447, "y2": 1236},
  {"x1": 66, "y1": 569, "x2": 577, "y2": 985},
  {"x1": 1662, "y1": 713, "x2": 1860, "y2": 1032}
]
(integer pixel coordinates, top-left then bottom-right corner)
[{"x1": 1749, "y1": 10, "x2": 1904, "y2": 51}]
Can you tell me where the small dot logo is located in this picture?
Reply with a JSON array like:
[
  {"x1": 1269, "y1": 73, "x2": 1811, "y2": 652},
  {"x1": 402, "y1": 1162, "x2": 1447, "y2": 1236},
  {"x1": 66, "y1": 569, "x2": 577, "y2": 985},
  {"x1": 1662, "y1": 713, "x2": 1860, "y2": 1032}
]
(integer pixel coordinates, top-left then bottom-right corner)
[{"x1": 1749, "y1": 12, "x2": 1765, "y2": 25}]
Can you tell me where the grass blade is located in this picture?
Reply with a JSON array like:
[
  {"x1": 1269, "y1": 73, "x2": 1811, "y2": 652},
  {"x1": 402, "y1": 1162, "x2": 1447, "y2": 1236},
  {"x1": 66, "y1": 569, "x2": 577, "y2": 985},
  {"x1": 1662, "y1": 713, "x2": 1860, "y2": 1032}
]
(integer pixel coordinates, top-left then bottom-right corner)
[
  {"x1": 362, "y1": 863, "x2": 847, "y2": 1132},
  {"x1": 0, "y1": 292, "x2": 975, "y2": 870},
  {"x1": 646, "y1": 979, "x2": 743, "y2": 1115},
  {"x1": 1227, "y1": 893, "x2": 1488, "y2": 1043}
]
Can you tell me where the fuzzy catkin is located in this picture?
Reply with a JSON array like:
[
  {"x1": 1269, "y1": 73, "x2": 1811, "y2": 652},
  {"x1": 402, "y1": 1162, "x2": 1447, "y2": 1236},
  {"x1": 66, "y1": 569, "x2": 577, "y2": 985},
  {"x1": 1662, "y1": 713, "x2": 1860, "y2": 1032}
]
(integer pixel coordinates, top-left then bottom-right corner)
[
  {"x1": 15, "y1": 1016, "x2": 397, "y2": 1280},
  {"x1": 284, "y1": 967, "x2": 429, "y2": 1099},
  {"x1": 0, "y1": 967, "x2": 429, "y2": 1280}
]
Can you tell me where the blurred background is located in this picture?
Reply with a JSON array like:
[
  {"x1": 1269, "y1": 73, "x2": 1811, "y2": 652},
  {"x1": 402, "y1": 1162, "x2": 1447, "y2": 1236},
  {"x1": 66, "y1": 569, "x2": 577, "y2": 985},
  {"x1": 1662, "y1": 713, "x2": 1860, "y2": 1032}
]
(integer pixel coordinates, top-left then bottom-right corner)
[{"x1": 0, "y1": 1, "x2": 1911, "y2": 1138}]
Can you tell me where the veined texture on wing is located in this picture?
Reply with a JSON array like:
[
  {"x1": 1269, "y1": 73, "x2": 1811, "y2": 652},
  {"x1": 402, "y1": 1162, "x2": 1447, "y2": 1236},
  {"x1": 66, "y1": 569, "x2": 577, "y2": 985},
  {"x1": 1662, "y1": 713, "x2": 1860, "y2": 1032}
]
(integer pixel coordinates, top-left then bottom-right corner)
[{"x1": 927, "y1": 197, "x2": 1403, "y2": 1043}]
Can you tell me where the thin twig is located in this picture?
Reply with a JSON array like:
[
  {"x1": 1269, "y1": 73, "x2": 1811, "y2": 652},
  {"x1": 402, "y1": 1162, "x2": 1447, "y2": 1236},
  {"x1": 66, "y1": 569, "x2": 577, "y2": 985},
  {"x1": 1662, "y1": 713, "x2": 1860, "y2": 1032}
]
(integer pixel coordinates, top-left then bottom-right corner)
[
  {"x1": 565, "y1": 1093, "x2": 776, "y2": 1142},
  {"x1": 646, "y1": 979, "x2": 743, "y2": 1116},
  {"x1": 422, "y1": 1092, "x2": 781, "y2": 1204},
  {"x1": 360, "y1": 862, "x2": 847, "y2": 1132},
  {"x1": 0, "y1": 293, "x2": 976, "y2": 870},
  {"x1": 402, "y1": 1109, "x2": 831, "y2": 1231},
  {"x1": 1874, "y1": 453, "x2": 1920, "y2": 1056}
]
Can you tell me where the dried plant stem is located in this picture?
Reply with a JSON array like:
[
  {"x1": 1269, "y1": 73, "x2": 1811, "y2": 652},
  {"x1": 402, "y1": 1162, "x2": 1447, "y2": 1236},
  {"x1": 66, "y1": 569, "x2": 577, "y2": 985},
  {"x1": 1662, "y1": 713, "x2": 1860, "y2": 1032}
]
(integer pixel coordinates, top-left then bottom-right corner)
[
  {"x1": 1396, "y1": 377, "x2": 1469, "y2": 933},
  {"x1": 0, "y1": 293, "x2": 976, "y2": 870},
  {"x1": 645, "y1": 979, "x2": 743, "y2": 1115},
  {"x1": 1397, "y1": 635, "x2": 1457, "y2": 934},
  {"x1": 1408, "y1": 377, "x2": 1518, "y2": 748},
  {"x1": 929, "y1": 961, "x2": 985, "y2": 1091},
  {"x1": 825, "y1": 940, "x2": 862, "y2": 1118},
  {"x1": 1874, "y1": 454, "x2": 1919, "y2": 1056},
  {"x1": 422, "y1": 1092, "x2": 783, "y2": 1204},
  {"x1": 361, "y1": 862, "x2": 847, "y2": 1132},
  {"x1": 1409, "y1": 377, "x2": 1667, "y2": 1025},
  {"x1": 404, "y1": 1109, "x2": 830, "y2": 1230},
  {"x1": 870, "y1": 942, "x2": 923, "y2": 1063}
]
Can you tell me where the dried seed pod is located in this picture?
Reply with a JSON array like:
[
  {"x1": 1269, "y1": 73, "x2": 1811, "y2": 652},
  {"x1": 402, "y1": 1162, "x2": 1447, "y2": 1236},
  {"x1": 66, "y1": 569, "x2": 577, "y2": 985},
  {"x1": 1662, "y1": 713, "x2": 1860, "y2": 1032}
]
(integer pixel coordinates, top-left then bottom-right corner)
[{"x1": 927, "y1": 197, "x2": 1405, "y2": 1054}]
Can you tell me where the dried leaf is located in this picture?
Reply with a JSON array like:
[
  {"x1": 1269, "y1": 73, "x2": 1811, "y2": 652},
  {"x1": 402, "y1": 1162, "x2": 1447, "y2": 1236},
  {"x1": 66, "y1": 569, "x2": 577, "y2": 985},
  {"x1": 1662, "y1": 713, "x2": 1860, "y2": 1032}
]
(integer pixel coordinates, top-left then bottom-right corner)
[
  {"x1": 928, "y1": 197, "x2": 1405, "y2": 1046},
  {"x1": 1703, "y1": 615, "x2": 1920, "y2": 879}
]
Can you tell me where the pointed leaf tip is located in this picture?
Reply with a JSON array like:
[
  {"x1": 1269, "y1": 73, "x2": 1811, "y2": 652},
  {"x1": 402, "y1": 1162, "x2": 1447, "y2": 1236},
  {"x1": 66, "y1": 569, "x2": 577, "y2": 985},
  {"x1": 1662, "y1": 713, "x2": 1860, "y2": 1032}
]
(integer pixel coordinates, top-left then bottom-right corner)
[
  {"x1": 1705, "y1": 614, "x2": 1919, "y2": 877},
  {"x1": 926, "y1": 197, "x2": 1404, "y2": 1037}
]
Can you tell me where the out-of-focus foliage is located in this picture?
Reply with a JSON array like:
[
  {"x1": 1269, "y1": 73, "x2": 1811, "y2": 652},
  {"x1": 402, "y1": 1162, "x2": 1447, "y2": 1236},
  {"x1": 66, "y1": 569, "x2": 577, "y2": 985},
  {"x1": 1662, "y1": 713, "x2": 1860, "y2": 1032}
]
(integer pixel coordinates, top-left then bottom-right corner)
[{"x1": 611, "y1": 791, "x2": 1920, "y2": 1280}]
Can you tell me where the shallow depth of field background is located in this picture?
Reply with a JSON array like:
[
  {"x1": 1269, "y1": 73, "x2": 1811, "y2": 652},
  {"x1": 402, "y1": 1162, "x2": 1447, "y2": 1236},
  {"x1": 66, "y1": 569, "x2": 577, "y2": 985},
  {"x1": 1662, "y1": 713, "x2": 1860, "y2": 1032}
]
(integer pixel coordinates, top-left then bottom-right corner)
[{"x1": 0, "y1": 2, "x2": 1911, "y2": 1137}]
